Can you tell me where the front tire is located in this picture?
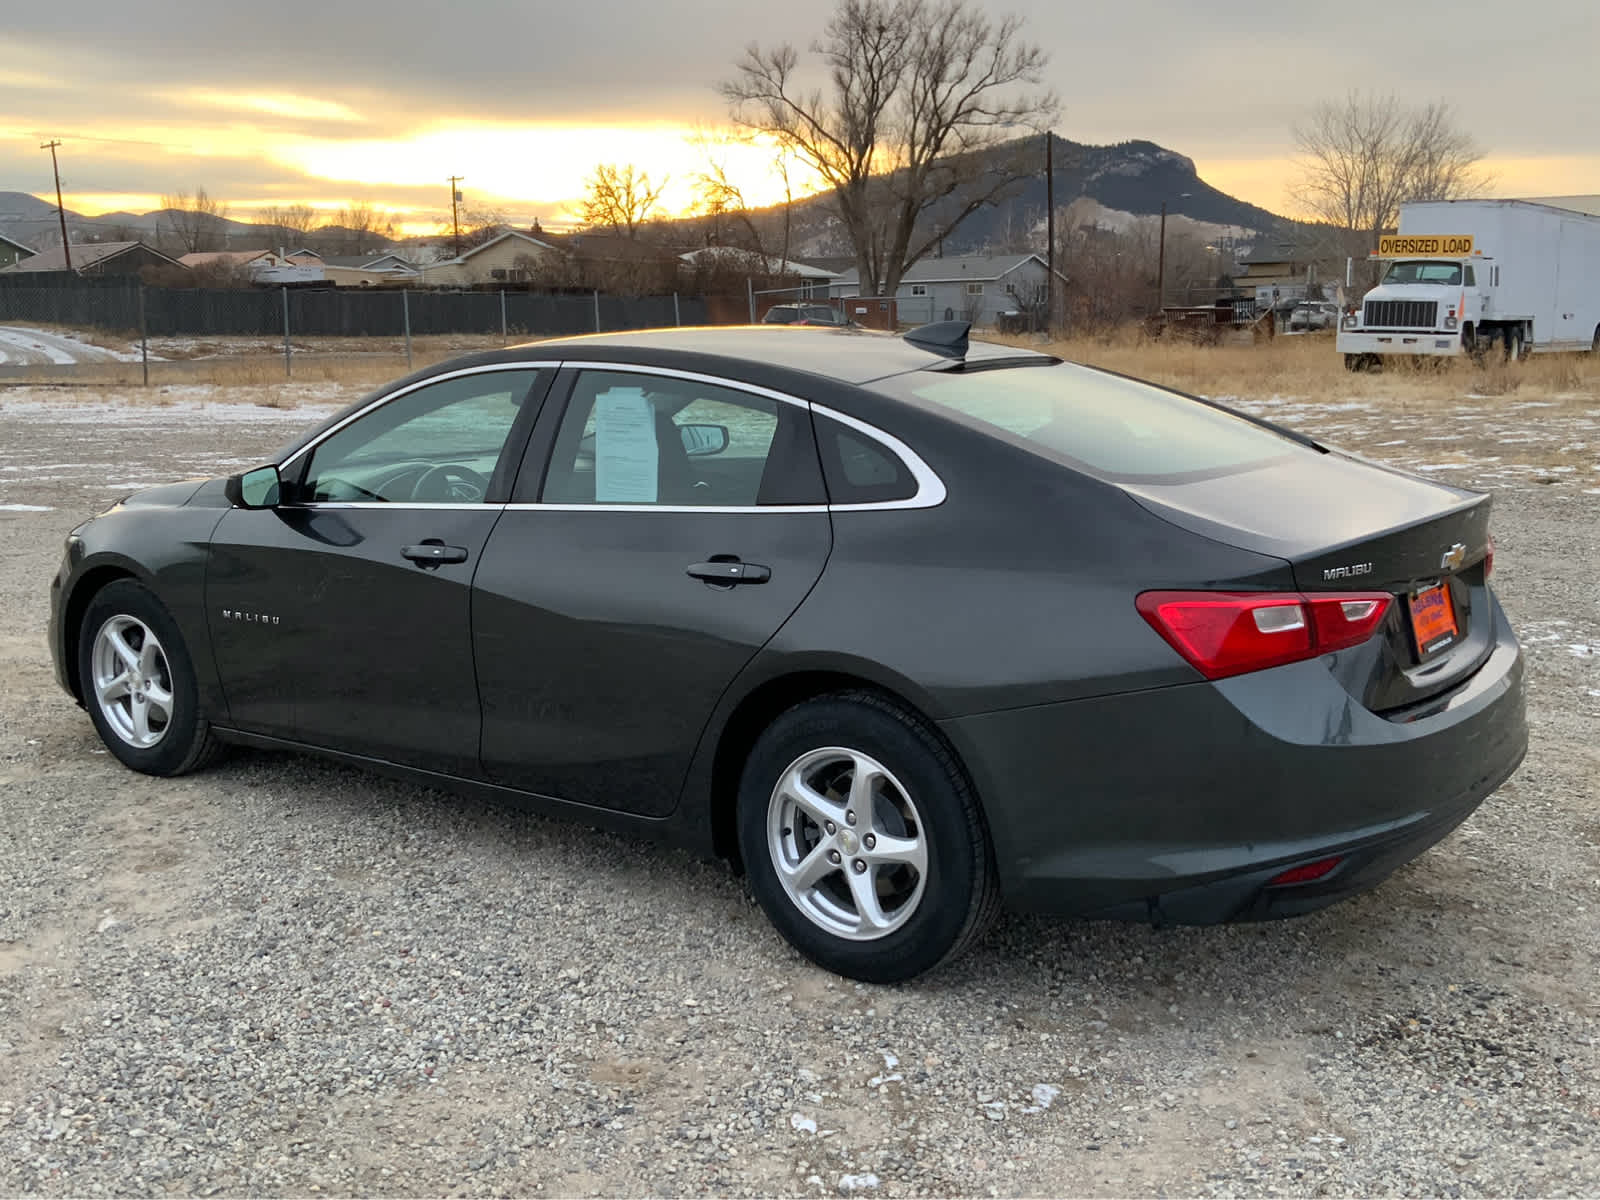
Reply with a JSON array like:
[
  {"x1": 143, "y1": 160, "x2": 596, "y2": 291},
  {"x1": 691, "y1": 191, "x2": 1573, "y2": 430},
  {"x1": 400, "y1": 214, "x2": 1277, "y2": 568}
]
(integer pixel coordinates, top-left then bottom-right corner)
[
  {"x1": 737, "y1": 692, "x2": 998, "y2": 983},
  {"x1": 78, "y1": 579, "x2": 223, "y2": 777}
]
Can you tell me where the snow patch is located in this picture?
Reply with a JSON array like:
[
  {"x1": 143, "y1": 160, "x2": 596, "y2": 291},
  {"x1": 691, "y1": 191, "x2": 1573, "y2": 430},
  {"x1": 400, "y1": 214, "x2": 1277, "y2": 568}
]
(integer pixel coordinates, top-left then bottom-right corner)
[
  {"x1": 1021, "y1": 1083, "x2": 1062, "y2": 1114},
  {"x1": 838, "y1": 1173, "x2": 880, "y2": 1192}
]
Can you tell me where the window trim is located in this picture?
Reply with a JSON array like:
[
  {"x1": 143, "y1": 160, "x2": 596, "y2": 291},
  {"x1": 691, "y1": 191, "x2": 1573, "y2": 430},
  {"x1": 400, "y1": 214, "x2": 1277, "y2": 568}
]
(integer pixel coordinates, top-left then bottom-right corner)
[
  {"x1": 279, "y1": 362, "x2": 547, "y2": 475},
  {"x1": 502, "y1": 361, "x2": 946, "y2": 513}
]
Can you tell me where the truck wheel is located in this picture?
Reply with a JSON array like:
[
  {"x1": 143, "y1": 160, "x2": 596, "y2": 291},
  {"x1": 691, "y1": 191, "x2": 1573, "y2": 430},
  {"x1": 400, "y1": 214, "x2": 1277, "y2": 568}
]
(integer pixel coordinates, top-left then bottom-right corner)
[
  {"x1": 1507, "y1": 327, "x2": 1528, "y2": 362},
  {"x1": 1344, "y1": 354, "x2": 1361, "y2": 372}
]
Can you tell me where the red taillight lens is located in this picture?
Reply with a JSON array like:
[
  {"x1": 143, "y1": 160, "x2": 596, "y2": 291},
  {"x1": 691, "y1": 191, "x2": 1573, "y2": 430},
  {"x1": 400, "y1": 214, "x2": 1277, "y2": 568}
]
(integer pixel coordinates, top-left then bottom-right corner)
[
  {"x1": 1267, "y1": 856, "x2": 1343, "y2": 886},
  {"x1": 1137, "y1": 590, "x2": 1392, "y2": 680}
]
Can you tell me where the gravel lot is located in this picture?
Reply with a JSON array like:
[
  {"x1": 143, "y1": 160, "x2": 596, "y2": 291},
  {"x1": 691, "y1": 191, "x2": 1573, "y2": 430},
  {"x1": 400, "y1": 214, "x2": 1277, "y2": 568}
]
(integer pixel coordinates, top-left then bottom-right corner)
[{"x1": 0, "y1": 380, "x2": 1596, "y2": 1197}]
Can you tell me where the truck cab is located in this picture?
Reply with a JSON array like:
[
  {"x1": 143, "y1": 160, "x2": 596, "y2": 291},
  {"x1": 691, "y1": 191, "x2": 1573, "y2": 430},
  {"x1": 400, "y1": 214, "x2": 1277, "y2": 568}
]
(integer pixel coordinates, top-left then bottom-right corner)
[{"x1": 1337, "y1": 253, "x2": 1515, "y2": 369}]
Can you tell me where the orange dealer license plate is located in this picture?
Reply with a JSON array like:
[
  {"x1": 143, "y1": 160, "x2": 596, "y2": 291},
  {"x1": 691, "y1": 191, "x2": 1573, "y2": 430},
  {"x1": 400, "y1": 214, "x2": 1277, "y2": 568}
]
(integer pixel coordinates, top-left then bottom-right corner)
[{"x1": 1408, "y1": 583, "x2": 1459, "y2": 656}]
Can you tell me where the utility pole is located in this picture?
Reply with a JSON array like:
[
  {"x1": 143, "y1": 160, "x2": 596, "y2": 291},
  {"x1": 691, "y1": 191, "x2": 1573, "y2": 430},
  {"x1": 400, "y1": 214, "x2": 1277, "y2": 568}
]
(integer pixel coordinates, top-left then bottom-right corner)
[
  {"x1": 448, "y1": 176, "x2": 464, "y2": 257},
  {"x1": 41, "y1": 140, "x2": 72, "y2": 273},
  {"x1": 1044, "y1": 130, "x2": 1054, "y2": 334},
  {"x1": 1156, "y1": 201, "x2": 1167, "y2": 313}
]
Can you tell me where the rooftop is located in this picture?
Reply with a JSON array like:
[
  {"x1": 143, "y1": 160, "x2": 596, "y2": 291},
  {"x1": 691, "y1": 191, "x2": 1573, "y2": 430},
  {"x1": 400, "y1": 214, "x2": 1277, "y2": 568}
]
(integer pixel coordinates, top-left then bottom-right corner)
[{"x1": 506, "y1": 325, "x2": 1053, "y2": 385}]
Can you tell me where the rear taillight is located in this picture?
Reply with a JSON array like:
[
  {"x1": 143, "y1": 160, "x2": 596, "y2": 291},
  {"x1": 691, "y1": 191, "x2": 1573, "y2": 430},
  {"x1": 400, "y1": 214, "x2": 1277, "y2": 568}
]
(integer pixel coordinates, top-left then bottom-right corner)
[
  {"x1": 1136, "y1": 590, "x2": 1393, "y2": 680},
  {"x1": 1267, "y1": 856, "x2": 1343, "y2": 886}
]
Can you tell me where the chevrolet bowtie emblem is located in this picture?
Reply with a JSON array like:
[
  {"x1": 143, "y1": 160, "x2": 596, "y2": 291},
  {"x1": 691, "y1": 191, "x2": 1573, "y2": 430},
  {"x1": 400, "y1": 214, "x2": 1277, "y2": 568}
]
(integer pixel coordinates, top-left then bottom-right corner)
[{"x1": 1440, "y1": 542, "x2": 1467, "y2": 572}]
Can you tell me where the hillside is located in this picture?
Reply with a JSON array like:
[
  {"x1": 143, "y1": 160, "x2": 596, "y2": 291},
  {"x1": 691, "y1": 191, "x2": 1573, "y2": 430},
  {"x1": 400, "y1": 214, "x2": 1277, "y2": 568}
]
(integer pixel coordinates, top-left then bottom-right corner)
[{"x1": 660, "y1": 133, "x2": 1291, "y2": 263}]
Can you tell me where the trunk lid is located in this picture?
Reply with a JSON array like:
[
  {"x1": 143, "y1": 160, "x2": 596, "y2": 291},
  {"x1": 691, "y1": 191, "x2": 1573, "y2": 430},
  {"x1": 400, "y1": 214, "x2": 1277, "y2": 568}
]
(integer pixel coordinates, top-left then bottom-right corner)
[{"x1": 1122, "y1": 450, "x2": 1495, "y2": 713}]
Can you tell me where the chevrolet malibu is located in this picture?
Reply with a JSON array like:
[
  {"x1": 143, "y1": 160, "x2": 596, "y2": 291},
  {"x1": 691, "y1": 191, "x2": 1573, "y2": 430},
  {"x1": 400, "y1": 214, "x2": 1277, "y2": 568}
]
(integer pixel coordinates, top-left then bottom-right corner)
[{"x1": 49, "y1": 323, "x2": 1526, "y2": 982}]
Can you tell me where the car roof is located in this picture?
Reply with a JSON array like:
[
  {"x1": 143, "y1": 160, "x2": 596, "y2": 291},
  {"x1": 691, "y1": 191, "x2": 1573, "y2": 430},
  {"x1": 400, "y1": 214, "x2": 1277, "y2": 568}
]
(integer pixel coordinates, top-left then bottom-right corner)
[{"x1": 506, "y1": 325, "x2": 1054, "y2": 385}]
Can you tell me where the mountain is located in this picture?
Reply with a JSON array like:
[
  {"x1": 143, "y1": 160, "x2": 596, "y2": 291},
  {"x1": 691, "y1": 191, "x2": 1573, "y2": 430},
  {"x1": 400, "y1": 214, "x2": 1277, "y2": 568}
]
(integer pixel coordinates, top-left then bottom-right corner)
[{"x1": 669, "y1": 134, "x2": 1292, "y2": 263}]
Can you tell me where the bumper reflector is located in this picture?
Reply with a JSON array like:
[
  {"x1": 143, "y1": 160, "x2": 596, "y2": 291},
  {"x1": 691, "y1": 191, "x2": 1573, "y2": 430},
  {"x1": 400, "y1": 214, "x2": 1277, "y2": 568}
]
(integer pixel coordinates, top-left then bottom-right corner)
[{"x1": 1267, "y1": 856, "x2": 1343, "y2": 887}]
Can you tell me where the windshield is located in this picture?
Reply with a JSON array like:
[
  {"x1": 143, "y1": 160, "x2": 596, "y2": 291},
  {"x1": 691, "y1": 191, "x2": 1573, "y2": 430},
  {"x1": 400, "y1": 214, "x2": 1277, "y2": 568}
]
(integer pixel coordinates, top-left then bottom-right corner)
[
  {"x1": 873, "y1": 362, "x2": 1301, "y2": 483},
  {"x1": 1382, "y1": 260, "x2": 1463, "y2": 286}
]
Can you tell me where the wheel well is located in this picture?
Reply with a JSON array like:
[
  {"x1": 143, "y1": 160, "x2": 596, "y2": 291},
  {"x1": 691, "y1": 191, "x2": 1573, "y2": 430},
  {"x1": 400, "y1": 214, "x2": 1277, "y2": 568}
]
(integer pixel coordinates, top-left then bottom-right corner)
[
  {"x1": 708, "y1": 671, "x2": 958, "y2": 870},
  {"x1": 61, "y1": 566, "x2": 137, "y2": 702}
]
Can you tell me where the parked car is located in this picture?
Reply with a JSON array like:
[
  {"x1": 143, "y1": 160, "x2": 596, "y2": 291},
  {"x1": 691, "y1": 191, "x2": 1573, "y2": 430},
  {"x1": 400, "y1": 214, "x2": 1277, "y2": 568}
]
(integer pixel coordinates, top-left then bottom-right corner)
[
  {"x1": 761, "y1": 303, "x2": 851, "y2": 327},
  {"x1": 1288, "y1": 301, "x2": 1341, "y2": 331},
  {"x1": 49, "y1": 323, "x2": 1526, "y2": 982}
]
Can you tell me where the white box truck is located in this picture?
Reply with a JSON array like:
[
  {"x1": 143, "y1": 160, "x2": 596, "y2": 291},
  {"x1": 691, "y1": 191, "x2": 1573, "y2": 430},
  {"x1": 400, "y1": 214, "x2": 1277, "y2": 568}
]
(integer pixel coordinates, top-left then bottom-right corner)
[{"x1": 1336, "y1": 198, "x2": 1600, "y2": 369}]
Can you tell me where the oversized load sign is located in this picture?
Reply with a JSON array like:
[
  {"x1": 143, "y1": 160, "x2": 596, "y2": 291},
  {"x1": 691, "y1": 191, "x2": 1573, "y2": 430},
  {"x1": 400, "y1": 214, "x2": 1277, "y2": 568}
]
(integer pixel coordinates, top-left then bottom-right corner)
[{"x1": 1376, "y1": 234, "x2": 1475, "y2": 256}]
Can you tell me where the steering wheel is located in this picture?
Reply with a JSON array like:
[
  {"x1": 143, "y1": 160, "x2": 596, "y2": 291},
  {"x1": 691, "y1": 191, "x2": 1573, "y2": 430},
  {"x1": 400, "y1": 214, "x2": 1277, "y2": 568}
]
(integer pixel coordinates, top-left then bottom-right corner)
[{"x1": 412, "y1": 464, "x2": 490, "y2": 503}]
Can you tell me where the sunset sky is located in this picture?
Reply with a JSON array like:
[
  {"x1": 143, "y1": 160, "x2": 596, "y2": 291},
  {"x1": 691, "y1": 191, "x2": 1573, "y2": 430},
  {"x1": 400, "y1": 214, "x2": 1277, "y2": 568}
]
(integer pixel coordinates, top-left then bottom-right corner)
[{"x1": 2, "y1": 0, "x2": 1596, "y2": 237}]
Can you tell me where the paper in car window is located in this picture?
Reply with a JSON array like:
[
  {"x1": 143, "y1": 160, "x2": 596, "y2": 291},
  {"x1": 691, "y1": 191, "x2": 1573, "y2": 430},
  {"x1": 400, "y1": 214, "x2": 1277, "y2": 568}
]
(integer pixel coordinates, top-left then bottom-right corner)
[{"x1": 593, "y1": 387, "x2": 659, "y2": 502}]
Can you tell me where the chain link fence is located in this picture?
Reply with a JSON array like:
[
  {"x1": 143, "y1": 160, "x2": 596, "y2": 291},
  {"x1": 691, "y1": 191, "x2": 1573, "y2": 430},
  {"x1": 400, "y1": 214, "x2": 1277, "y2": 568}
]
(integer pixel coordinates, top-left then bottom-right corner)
[{"x1": 0, "y1": 276, "x2": 706, "y2": 381}]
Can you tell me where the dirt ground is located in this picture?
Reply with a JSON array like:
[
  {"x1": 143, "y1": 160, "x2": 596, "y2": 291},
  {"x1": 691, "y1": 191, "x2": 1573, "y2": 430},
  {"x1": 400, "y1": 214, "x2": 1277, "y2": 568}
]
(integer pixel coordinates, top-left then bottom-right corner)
[{"x1": 0, "y1": 358, "x2": 1596, "y2": 1196}]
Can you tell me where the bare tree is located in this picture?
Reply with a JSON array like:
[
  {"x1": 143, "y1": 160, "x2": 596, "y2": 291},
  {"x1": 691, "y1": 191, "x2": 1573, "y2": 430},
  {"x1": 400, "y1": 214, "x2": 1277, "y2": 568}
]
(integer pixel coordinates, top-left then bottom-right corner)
[
  {"x1": 581, "y1": 164, "x2": 668, "y2": 238},
  {"x1": 722, "y1": 0, "x2": 1057, "y2": 298},
  {"x1": 260, "y1": 203, "x2": 319, "y2": 250},
  {"x1": 331, "y1": 202, "x2": 395, "y2": 255},
  {"x1": 455, "y1": 207, "x2": 509, "y2": 253},
  {"x1": 160, "y1": 186, "x2": 230, "y2": 253},
  {"x1": 1293, "y1": 93, "x2": 1489, "y2": 283},
  {"x1": 690, "y1": 128, "x2": 801, "y2": 269}
]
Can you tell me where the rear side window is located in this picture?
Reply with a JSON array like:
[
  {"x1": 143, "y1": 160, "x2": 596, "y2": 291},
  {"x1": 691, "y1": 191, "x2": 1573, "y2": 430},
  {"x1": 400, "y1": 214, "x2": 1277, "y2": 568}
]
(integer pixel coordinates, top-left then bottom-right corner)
[
  {"x1": 875, "y1": 363, "x2": 1299, "y2": 483},
  {"x1": 814, "y1": 416, "x2": 917, "y2": 504}
]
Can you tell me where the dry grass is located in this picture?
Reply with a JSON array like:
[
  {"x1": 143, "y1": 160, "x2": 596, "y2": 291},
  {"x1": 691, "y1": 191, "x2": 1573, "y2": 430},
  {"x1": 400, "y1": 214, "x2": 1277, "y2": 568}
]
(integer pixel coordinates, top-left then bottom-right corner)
[
  {"x1": 8, "y1": 324, "x2": 1598, "y2": 412},
  {"x1": 999, "y1": 329, "x2": 1600, "y2": 410}
]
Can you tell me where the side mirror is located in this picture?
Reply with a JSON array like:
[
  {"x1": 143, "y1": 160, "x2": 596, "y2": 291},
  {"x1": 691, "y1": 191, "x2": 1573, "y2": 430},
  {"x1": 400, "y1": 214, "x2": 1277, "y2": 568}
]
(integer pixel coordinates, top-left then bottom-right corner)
[
  {"x1": 679, "y1": 423, "x2": 729, "y2": 457},
  {"x1": 225, "y1": 464, "x2": 282, "y2": 509}
]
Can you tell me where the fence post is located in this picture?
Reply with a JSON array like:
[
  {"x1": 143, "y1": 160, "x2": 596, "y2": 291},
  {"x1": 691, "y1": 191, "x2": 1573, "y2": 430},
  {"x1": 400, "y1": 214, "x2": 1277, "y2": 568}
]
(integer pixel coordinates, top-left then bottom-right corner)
[
  {"x1": 281, "y1": 287, "x2": 291, "y2": 379},
  {"x1": 138, "y1": 285, "x2": 149, "y2": 387},
  {"x1": 746, "y1": 278, "x2": 755, "y2": 323},
  {"x1": 403, "y1": 290, "x2": 413, "y2": 369},
  {"x1": 593, "y1": 289, "x2": 601, "y2": 333},
  {"x1": 673, "y1": 292, "x2": 681, "y2": 326},
  {"x1": 500, "y1": 290, "x2": 508, "y2": 343}
]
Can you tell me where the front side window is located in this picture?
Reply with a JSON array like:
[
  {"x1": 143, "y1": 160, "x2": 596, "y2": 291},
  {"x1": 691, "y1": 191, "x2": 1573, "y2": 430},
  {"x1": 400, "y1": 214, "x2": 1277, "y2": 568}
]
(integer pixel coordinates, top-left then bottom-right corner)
[
  {"x1": 874, "y1": 362, "x2": 1302, "y2": 483},
  {"x1": 541, "y1": 370, "x2": 822, "y2": 507},
  {"x1": 299, "y1": 369, "x2": 539, "y2": 503}
]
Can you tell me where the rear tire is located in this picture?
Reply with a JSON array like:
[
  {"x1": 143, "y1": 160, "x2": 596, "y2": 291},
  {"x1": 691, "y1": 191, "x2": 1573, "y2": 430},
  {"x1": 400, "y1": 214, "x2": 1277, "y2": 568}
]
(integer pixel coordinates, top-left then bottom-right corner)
[
  {"x1": 737, "y1": 691, "x2": 999, "y2": 983},
  {"x1": 77, "y1": 579, "x2": 224, "y2": 777}
]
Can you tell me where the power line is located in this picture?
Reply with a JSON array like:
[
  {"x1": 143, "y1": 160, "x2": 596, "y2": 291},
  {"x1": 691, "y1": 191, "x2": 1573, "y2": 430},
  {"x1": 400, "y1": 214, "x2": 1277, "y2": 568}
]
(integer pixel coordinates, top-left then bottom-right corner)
[{"x1": 40, "y1": 139, "x2": 72, "y2": 273}]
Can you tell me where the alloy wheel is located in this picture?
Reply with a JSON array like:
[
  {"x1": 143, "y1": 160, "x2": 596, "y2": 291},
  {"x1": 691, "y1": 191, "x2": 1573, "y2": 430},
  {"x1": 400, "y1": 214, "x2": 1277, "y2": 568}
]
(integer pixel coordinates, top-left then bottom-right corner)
[
  {"x1": 90, "y1": 614, "x2": 174, "y2": 748},
  {"x1": 766, "y1": 746, "x2": 929, "y2": 941}
]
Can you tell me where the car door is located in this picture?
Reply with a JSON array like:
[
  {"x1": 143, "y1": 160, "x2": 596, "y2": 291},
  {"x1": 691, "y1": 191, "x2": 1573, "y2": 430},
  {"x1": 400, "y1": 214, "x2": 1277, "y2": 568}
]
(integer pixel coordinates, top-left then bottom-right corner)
[
  {"x1": 207, "y1": 365, "x2": 550, "y2": 775},
  {"x1": 472, "y1": 364, "x2": 833, "y2": 816}
]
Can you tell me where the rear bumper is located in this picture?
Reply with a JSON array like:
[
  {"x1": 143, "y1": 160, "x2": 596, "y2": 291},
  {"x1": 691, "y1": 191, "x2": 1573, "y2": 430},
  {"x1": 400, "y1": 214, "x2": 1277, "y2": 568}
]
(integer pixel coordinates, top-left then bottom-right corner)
[
  {"x1": 1337, "y1": 329, "x2": 1462, "y2": 357},
  {"x1": 941, "y1": 595, "x2": 1526, "y2": 922}
]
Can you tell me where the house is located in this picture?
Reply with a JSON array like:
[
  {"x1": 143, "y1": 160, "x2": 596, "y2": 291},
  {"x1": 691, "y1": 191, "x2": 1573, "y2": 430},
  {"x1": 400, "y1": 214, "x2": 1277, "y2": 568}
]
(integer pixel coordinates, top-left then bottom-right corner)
[
  {"x1": 313, "y1": 254, "x2": 419, "y2": 287},
  {"x1": 177, "y1": 249, "x2": 287, "y2": 271},
  {"x1": 832, "y1": 253, "x2": 1053, "y2": 327},
  {"x1": 0, "y1": 230, "x2": 35, "y2": 270},
  {"x1": 1233, "y1": 237, "x2": 1344, "y2": 307},
  {"x1": 0, "y1": 240, "x2": 183, "y2": 277},
  {"x1": 420, "y1": 231, "x2": 564, "y2": 287},
  {"x1": 678, "y1": 247, "x2": 840, "y2": 296}
]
